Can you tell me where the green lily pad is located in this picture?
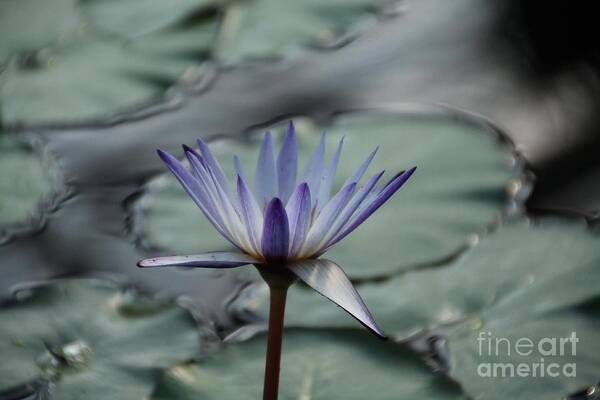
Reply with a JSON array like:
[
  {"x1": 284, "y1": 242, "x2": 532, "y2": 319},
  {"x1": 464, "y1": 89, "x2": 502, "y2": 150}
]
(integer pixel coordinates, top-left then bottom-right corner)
[
  {"x1": 80, "y1": 0, "x2": 215, "y2": 38},
  {"x1": 0, "y1": 0, "x2": 81, "y2": 65},
  {"x1": 449, "y1": 303, "x2": 600, "y2": 400},
  {"x1": 0, "y1": 279, "x2": 200, "y2": 399},
  {"x1": 0, "y1": 0, "x2": 217, "y2": 125},
  {"x1": 231, "y1": 218, "x2": 600, "y2": 399},
  {"x1": 0, "y1": 133, "x2": 52, "y2": 228},
  {"x1": 150, "y1": 330, "x2": 467, "y2": 400},
  {"x1": 142, "y1": 111, "x2": 519, "y2": 278},
  {"x1": 442, "y1": 220, "x2": 600, "y2": 399},
  {"x1": 216, "y1": 0, "x2": 388, "y2": 61}
]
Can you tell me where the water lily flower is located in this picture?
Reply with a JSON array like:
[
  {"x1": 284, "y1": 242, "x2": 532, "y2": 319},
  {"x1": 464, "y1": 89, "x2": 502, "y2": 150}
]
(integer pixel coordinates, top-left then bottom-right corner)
[
  {"x1": 139, "y1": 121, "x2": 416, "y2": 399},
  {"x1": 138, "y1": 121, "x2": 415, "y2": 338}
]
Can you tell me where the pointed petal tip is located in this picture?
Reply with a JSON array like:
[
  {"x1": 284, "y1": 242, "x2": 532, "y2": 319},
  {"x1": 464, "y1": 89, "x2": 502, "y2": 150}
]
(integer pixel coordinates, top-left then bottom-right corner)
[
  {"x1": 357, "y1": 317, "x2": 387, "y2": 339},
  {"x1": 356, "y1": 318, "x2": 388, "y2": 339},
  {"x1": 284, "y1": 123, "x2": 297, "y2": 144},
  {"x1": 267, "y1": 196, "x2": 284, "y2": 208},
  {"x1": 156, "y1": 148, "x2": 170, "y2": 160},
  {"x1": 156, "y1": 149, "x2": 180, "y2": 168},
  {"x1": 372, "y1": 328, "x2": 388, "y2": 340},
  {"x1": 388, "y1": 166, "x2": 417, "y2": 186},
  {"x1": 195, "y1": 138, "x2": 211, "y2": 154},
  {"x1": 399, "y1": 166, "x2": 417, "y2": 182},
  {"x1": 351, "y1": 311, "x2": 388, "y2": 340},
  {"x1": 364, "y1": 146, "x2": 379, "y2": 163},
  {"x1": 282, "y1": 122, "x2": 297, "y2": 147},
  {"x1": 261, "y1": 130, "x2": 274, "y2": 147},
  {"x1": 286, "y1": 258, "x2": 387, "y2": 340},
  {"x1": 182, "y1": 143, "x2": 195, "y2": 154}
]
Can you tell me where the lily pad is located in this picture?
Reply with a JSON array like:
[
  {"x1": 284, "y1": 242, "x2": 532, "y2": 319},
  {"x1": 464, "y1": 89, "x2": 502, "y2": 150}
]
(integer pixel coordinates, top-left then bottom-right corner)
[
  {"x1": 442, "y1": 220, "x2": 600, "y2": 399},
  {"x1": 150, "y1": 330, "x2": 467, "y2": 400},
  {"x1": 0, "y1": 279, "x2": 200, "y2": 399},
  {"x1": 0, "y1": 134, "x2": 51, "y2": 228},
  {"x1": 216, "y1": 0, "x2": 389, "y2": 61},
  {"x1": 80, "y1": 0, "x2": 215, "y2": 38},
  {"x1": 230, "y1": 218, "x2": 600, "y2": 399},
  {"x1": 0, "y1": 0, "x2": 217, "y2": 125},
  {"x1": 449, "y1": 303, "x2": 600, "y2": 400},
  {"x1": 0, "y1": 0, "x2": 81, "y2": 65},
  {"x1": 142, "y1": 111, "x2": 519, "y2": 278}
]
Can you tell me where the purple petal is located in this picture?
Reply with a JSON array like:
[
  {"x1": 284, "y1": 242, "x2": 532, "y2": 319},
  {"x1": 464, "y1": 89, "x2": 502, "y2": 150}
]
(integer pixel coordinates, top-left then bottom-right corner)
[
  {"x1": 184, "y1": 148, "x2": 218, "y2": 198},
  {"x1": 285, "y1": 183, "x2": 311, "y2": 256},
  {"x1": 157, "y1": 149, "x2": 234, "y2": 244},
  {"x1": 190, "y1": 141, "x2": 244, "y2": 217},
  {"x1": 261, "y1": 198, "x2": 289, "y2": 263},
  {"x1": 182, "y1": 144, "x2": 202, "y2": 166},
  {"x1": 138, "y1": 251, "x2": 256, "y2": 268},
  {"x1": 193, "y1": 142, "x2": 242, "y2": 210},
  {"x1": 301, "y1": 133, "x2": 325, "y2": 204},
  {"x1": 331, "y1": 167, "x2": 416, "y2": 246},
  {"x1": 181, "y1": 147, "x2": 220, "y2": 215},
  {"x1": 196, "y1": 138, "x2": 233, "y2": 197},
  {"x1": 316, "y1": 137, "x2": 344, "y2": 212},
  {"x1": 183, "y1": 148, "x2": 235, "y2": 223},
  {"x1": 205, "y1": 165, "x2": 250, "y2": 248},
  {"x1": 300, "y1": 182, "x2": 356, "y2": 256},
  {"x1": 277, "y1": 121, "x2": 298, "y2": 202},
  {"x1": 286, "y1": 258, "x2": 386, "y2": 338},
  {"x1": 237, "y1": 175, "x2": 264, "y2": 254},
  {"x1": 342, "y1": 147, "x2": 378, "y2": 187},
  {"x1": 378, "y1": 170, "x2": 405, "y2": 193},
  {"x1": 320, "y1": 171, "x2": 385, "y2": 250},
  {"x1": 181, "y1": 148, "x2": 249, "y2": 249},
  {"x1": 255, "y1": 132, "x2": 278, "y2": 205}
]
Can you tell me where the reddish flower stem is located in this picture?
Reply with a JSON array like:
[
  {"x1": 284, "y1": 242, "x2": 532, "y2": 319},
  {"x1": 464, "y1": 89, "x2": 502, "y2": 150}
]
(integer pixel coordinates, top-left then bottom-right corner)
[
  {"x1": 263, "y1": 284, "x2": 288, "y2": 400},
  {"x1": 257, "y1": 266, "x2": 296, "y2": 400}
]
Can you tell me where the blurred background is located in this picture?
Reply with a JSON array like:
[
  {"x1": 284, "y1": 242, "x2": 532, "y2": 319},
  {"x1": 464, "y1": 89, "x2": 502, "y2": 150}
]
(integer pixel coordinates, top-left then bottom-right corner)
[{"x1": 2, "y1": 0, "x2": 600, "y2": 399}]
